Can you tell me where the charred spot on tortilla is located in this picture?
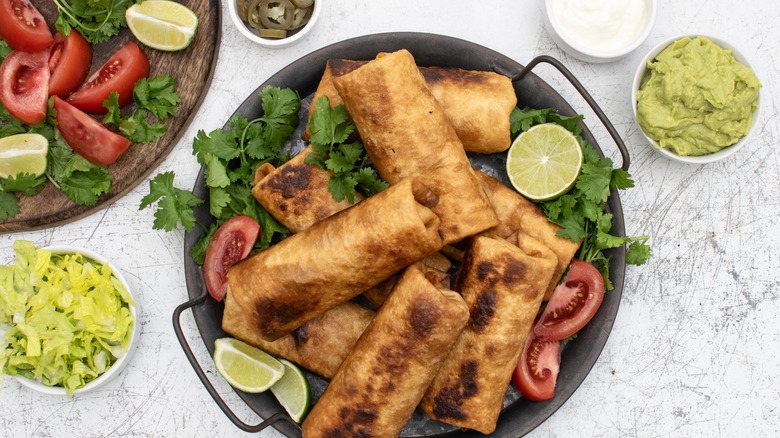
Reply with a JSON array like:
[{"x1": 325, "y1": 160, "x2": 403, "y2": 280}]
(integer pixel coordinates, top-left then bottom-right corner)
[
  {"x1": 329, "y1": 58, "x2": 366, "y2": 77},
  {"x1": 262, "y1": 164, "x2": 314, "y2": 199},
  {"x1": 430, "y1": 359, "x2": 480, "y2": 420},
  {"x1": 502, "y1": 256, "x2": 527, "y2": 285},
  {"x1": 420, "y1": 66, "x2": 490, "y2": 87},
  {"x1": 469, "y1": 289, "x2": 497, "y2": 332},
  {"x1": 290, "y1": 325, "x2": 309, "y2": 347},
  {"x1": 409, "y1": 299, "x2": 439, "y2": 337},
  {"x1": 476, "y1": 260, "x2": 495, "y2": 281}
]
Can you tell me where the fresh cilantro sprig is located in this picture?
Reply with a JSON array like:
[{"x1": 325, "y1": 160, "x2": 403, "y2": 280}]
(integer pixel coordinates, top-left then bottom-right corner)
[
  {"x1": 304, "y1": 96, "x2": 388, "y2": 204},
  {"x1": 53, "y1": 0, "x2": 133, "y2": 44},
  {"x1": 510, "y1": 107, "x2": 651, "y2": 289},
  {"x1": 103, "y1": 75, "x2": 181, "y2": 143},
  {"x1": 140, "y1": 86, "x2": 300, "y2": 264}
]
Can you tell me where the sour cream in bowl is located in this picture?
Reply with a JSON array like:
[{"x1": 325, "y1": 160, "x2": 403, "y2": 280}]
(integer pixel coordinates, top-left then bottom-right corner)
[{"x1": 544, "y1": 0, "x2": 656, "y2": 63}]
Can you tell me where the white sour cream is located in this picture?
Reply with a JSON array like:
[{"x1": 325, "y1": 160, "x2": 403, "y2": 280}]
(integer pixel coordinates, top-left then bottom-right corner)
[{"x1": 550, "y1": 0, "x2": 648, "y2": 52}]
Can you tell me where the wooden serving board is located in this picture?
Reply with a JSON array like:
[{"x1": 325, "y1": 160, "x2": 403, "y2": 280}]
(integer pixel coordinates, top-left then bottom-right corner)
[{"x1": 0, "y1": 0, "x2": 221, "y2": 233}]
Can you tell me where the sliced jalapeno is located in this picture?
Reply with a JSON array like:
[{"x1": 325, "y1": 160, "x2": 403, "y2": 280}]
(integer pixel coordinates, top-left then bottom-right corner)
[{"x1": 258, "y1": 0, "x2": 294, "y2": 30}]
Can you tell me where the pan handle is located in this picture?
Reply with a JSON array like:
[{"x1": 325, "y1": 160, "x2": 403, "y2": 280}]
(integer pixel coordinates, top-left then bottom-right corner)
[
  {"x1": 501, "y1": 55, "x2": 630, "y2": 172},
  {"x1": 172, "y1": 291, "x2": 300, "y2": 434}
]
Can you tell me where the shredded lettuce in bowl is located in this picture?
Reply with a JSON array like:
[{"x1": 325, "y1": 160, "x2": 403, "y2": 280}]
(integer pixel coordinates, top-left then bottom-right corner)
[{"x1": 0, "y1": 241, "x2": 135, "y2": 397}]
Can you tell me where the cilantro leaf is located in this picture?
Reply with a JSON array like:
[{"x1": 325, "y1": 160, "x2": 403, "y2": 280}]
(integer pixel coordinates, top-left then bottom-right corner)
[
  {"x1": 0, "y1": 191, "x2": 20, "y2": 220},
  {"x1": 53, "y1": 0, "x2": 132, "y2": 44},
  {"x1": 305, "y1": 96, "x2": 388, "y2": 203},
  {"x1": 0, "y1": 173, "x2": 46, "y2": 196},
  {"x1": 59, "y1": 169, "x2": 113, "y2": 205},
  {"x1": 133, "y1": 76, "x2": 180, "y2": 120},
  {"x1": 139, "y1": 172, "x2": 204, "y2": 232}
]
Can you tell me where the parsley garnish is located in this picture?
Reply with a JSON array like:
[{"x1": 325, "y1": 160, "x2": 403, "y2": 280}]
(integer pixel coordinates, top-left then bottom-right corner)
[
  {"x1": 140, "y1": 86, "x2": 300, "y2": 264},
  {"x1": 304, "y1": 96, "x2": 388, "y2": 204},
  {"x1": 510, "y1": 107, "x2": 651, "y2": 289},
  {"x1": 53, "y1": 0, "x2": 133, "y2": 44}
]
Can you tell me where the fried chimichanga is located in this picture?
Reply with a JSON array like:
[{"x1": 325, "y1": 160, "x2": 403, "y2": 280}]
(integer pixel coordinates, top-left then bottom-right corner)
[
  {"x1": 251, "y1": 145, "x2": 363, "y2": 233},
  {"x1": 303, "y1": 59, "x2": 517, "y2": 154},
  {"x1": 301, "y1": 264, "x2": 469, "y2": 438},
  {"x1": 221, "y1": 291, "x2": 373, "y2": 380},
  {"x1": 420, "y1": 233, "x2": 557, "y2": 434},
  {"x1": 228, "y1": 178, "x2": 443, "y2": 341},
  {"x1": 475, "y1": 170, "x2": 581, "y2": 300},
  {"x1": 333, "y1": 50, "x2": 498, "y2": 245}
]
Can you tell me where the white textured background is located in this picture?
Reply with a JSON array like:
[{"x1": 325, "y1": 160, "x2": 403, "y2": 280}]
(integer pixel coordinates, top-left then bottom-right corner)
[{"x1": 2, "y1": 0, "x2": 779, "y2": 436}]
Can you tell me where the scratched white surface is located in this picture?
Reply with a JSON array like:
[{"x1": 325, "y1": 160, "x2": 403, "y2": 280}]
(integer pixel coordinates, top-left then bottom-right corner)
[{"x1": 2, "y1": 0, "x2": 779, "y2": 436}]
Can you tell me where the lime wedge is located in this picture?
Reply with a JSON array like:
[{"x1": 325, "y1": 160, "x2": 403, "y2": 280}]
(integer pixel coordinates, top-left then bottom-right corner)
[
  {"x1": 213, "y1": 338, "x2": 285, "y2": 393},
  {"x1": 0, "y1": 133, "x2": 48, "y2": 179},
  {"x1": 270, "y1": 359, "x2": 311, "y2": 423},
  {"x1": 506, "y1": 123, "x2": 583, "y2": 201},
  {"x1": 126, "y1": 0, "x2": 198, "y2": 51}
]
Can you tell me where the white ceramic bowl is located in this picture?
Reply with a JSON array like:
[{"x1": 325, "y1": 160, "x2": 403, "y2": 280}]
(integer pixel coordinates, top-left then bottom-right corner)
[
  {"x1": 228, "y1": 0, "x2": 321, "y2": 48},
  {"x1": 631, "y1": 35, "x2": 762, "y2": 164},
  {"x1": 13, "y1": 245, "x2": 139, "y2": 396},
  {"x1": 543, "y1": 0, "x2": 656, "y2": 63}
]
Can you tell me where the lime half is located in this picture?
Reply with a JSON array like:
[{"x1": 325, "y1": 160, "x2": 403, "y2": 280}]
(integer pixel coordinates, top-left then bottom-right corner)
[
  {"x1": 270, "y1": 358, "x2": 311, "y2": 423},
  {"x1": 506, "y1": 123, "x2": 583, "y2": 201},
  {"x1": 213, "y1": 338, "x2": 285, "y2": 393},
  {"x1": 126, "y1": 0, "x2": 198, "y2": 51},
  {"x1": 0, "y1": 133, "x2": 48, "y2": 179}
]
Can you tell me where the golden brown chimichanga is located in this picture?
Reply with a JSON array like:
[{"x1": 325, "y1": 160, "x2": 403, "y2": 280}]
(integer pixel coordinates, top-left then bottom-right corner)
[
  {"x1": 301, "y1": 264, "x2": 469, "y2": 438},
  {"x1": 474, "y1": 170, "x2": 581, "y2": 300},
  {"x1": 332, "y1": 49, "x2": 498, "y2": 245},
  {"x1": 221, "y1": 291, "x2": 373, "y2": 380},
  {"x1": 251, "y1": 145, "x2": 363, "y2": 233},
  {"x1": 227, "y1": 177, "x2": 443, "y2": 341},
  {"x1": 303, "y1": 58, "x2": 517, "y2": 154},
  {"x1": 420, "y1": 233, "x2": 557, "y2": 434}
]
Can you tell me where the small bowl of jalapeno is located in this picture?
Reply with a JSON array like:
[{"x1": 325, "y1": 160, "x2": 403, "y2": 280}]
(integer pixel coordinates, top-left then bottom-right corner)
[{"x1": 229, "y1": 0, "x2": 319, "y2": 47}]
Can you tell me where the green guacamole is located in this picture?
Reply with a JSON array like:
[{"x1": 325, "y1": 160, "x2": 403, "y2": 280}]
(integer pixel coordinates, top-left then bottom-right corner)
[{"x1": 636, "y1": 36, "x2": 761, "y2": 156}]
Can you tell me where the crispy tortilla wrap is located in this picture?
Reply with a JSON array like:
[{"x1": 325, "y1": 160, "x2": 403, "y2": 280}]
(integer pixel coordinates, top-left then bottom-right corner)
[
  {"x1": 221, "y1": 291, "x2": 373, "y2": 380},
  {"x1": 420, "y1": 233, "x2": 557, "y2": 434},
  {"x1": 228, "y1": 177, "x2": 443, "y2": 341},
  {"x1": 301, "y1": 264, "x2": 469, "y2": 438},
  {"x1": 332, "y1": 50, "x2": 498, "y2": 244},
  {"x1": 475, "y1": 170, "x2": 581, "y2": 300},
  {"x1": 304, "y1": 58, "x2": 517, "y2": 154},
  {"x1": 252, "y1": 145, "x2": 363, "y2": 233}
]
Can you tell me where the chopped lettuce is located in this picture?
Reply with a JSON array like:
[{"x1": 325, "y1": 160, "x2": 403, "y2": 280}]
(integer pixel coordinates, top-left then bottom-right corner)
[{"x1": 0, "y1": 241, "x2": 134, "y2": 397}]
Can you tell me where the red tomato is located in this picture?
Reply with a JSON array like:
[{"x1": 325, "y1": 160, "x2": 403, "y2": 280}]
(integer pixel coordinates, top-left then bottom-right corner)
[
  {"x1": 48, "y1": 30, "x2": 92, "y2": 98},
  {"x1": 534, "y1": 260, "x2": 605, "y2": 342},
  {"x1": 67, "y1": 41, "x2": 149, "y2": 114},
  {"x1": 0, "y1": 48, "x2": 50, "y2": 125},
  {"x1": 204, "y1": 216, "x2": 261, "y2": 302},
  {"x1": 512, "y1": 325, "x2": 561, "y2": 401},
  {"x1": 0, "y1": 0, "x2": 53, "y2": 53},
  {"x1": 53, "y1": 96, "x2": 131, "y2": 165}
]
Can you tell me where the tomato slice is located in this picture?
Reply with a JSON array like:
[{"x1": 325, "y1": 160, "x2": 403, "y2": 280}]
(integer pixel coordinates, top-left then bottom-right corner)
[
  {"x1": 512, "y1": 324, "x2": 561, "y2": 402},
  {"x1": 53, "y1": 96, "x2": 131, "y2": 165},
  {"x1": 66, "y1": 41, "x2": 149, "y2": 114},
  {"x1": 48, "y1": 30, "x2": 92, "y2": 98},
  {"x1": 0, "y1": 48, "x2": 50, "y2": 125},
  {"x1": 534, "y1": 260, "x2": 605, "y2": 342},
  {"x1": 204, "y1": 216, "x2": 261, "y2": 302},
  {"x1": 0, "y1": 0, "x2": 53, "y2": 53}
]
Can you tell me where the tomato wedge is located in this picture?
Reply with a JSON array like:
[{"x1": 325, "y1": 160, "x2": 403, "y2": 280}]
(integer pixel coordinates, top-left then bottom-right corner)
[
  {"x1": 512, "y1": 324, "x2": 561, "y2": 402},
  {"x1": 67, "y1": 41, "x2": 149, "y2": 114},
  {"x1": 0, "y1": 0, "x2": 53, "y2": 53},
  {"x1": 0, "y1": 48, "x2": 50, "y2": 125},
  {"x1": 534, "y1": 260, "x2": 605, "y2": 342},
  {"x1": 204, "y1": 216, "x2": 261, "y2": 302},
  {"x1": 48, "y1": 31, "x2": 92, "y2": 98},
  {"x1": 53, "y1": 96, "x2": 131, "y2": 165}
]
